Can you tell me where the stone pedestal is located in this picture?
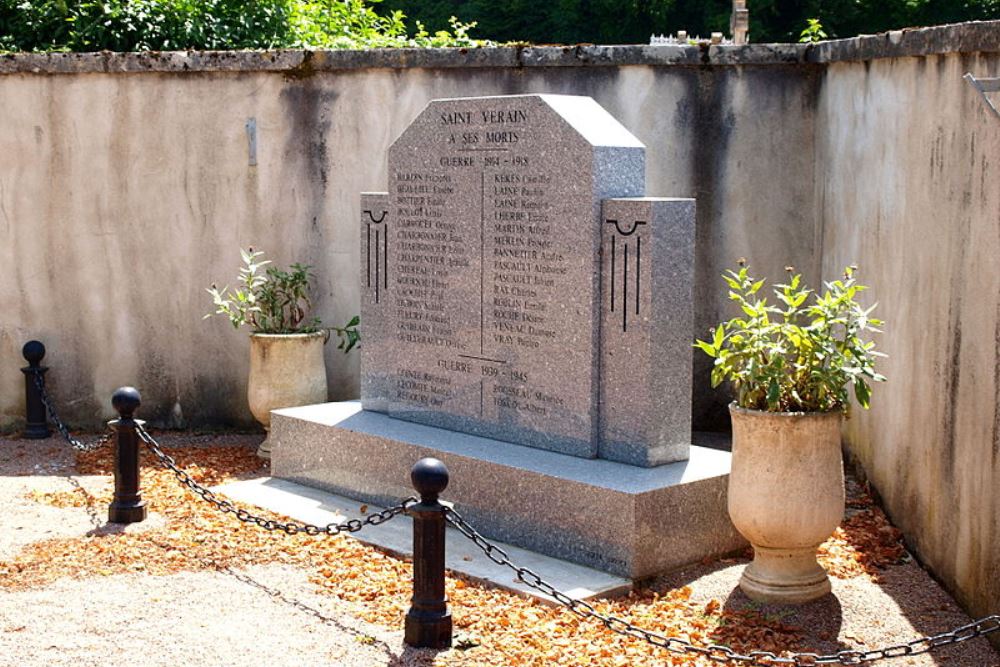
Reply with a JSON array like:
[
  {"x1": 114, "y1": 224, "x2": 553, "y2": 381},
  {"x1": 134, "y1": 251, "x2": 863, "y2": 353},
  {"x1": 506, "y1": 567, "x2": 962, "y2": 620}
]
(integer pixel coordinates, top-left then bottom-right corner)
[{"x1": 271, "y1": 402, "x2": 744, "y2": 579}]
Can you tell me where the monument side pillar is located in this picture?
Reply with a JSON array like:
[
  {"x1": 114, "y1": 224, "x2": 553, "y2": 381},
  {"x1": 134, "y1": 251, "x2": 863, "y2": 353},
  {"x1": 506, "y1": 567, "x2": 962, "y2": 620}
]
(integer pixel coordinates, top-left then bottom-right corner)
[
  {"x1": 599, "y1": 198, "x2": 696, "y2": 467},
  {"x1": 360, "y1": 192, "x2": 391, "y2": 412}
]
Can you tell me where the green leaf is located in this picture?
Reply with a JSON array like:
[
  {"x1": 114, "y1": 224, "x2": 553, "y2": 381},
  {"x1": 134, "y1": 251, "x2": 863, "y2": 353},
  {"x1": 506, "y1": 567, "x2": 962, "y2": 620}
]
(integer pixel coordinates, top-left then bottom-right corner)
[
  {"x1": 767, "y1": 378, "x2": 780, "y2": 408},
  {"x1": 854, "y1": 379, "x2": 871, "y2": 409},
  {"x1": 713, "y1": 324, "x2": 724, "y2": 349},
  {"x1": 694, "y1": 340, "x2": 717, "y2": 357}
]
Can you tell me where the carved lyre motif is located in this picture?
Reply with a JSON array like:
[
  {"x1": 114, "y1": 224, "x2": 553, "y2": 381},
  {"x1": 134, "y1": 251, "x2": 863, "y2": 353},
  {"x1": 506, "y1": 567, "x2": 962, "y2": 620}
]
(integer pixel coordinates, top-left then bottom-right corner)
[
  {"x1": 364, "y1": 209, "x2": 388, "y2": 304},
  {"x1": 605, "y1": 219, "x2": 646, "y2": 332}
]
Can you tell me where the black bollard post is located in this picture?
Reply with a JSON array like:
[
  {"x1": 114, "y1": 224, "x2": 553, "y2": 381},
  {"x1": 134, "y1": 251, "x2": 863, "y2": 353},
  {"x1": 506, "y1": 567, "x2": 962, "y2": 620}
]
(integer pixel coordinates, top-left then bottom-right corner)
[
  {"x1": 404, "y1": 458, "x2": 453, "y2": 649},
  {"x1": 20, "y1": 341, "x2": 51, "y2": 439},
  {"x1": 108, "y1": 387, "x2": 147, "y2": 524}
]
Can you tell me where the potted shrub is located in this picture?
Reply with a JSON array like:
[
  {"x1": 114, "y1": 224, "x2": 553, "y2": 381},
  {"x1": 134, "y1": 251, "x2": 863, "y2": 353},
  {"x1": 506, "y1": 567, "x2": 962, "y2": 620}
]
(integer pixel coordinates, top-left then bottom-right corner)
[
  {"x1": 695, "y1": 262, "x2": 885, "y2": 604},
  {"x1": 206, "y1": 248, "x2": 359, "y2": 459}
]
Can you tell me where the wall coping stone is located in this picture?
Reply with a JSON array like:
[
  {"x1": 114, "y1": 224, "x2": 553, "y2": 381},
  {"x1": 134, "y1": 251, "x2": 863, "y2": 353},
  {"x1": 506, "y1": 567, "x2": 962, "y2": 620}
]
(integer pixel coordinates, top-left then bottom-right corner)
[
  {"x1": 0, "y1": 20, "x2": 996, "y2": 75},
  {"x1": 807, "y1": 19, "x2": 1000, "y2": 63}
]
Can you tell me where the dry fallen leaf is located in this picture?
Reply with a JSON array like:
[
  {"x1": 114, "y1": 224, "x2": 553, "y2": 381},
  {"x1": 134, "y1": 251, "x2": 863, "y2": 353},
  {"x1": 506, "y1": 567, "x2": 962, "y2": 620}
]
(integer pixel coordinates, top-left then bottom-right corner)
[{"x1": 1, "y1": 435, "x2": 914, "y2": 667}]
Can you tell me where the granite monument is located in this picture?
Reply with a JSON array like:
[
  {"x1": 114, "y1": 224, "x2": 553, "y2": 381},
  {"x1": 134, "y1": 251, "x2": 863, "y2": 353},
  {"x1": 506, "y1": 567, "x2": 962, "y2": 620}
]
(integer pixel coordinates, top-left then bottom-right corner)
[{"x1": 273, "y1": 94, "x2": 743, "y2": 578}]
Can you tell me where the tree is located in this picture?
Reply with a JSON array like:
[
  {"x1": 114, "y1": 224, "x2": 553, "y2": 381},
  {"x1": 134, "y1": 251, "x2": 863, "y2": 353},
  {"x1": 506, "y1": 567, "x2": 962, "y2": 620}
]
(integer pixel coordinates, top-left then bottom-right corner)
[
  {"x1": 376, "y1": 0, "x2": 999, "y2": 44},
  {"x1": 0, "y1": 0, "x2": 483, "y2": 52}
]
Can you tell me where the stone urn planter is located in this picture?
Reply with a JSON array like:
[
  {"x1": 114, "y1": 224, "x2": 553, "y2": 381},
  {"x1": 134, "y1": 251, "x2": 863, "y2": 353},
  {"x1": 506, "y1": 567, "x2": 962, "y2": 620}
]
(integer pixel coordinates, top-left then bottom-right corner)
[
  {"x1": 206, "y1": 249, "x2": 358, "y2": 459},
  {"x1": 728, "y1": 404, "x2": 845, "y2": 604},
  {"x1": 248, "y1": 331, "x2": 328, "y2": 459}
]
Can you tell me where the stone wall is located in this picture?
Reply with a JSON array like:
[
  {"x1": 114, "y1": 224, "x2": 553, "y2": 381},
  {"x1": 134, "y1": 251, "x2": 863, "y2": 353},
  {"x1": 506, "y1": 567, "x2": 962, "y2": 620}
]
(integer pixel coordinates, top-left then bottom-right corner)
[
  {"x1": 0, "y1": 41, "x2": 824, "y2": 430},
  {"x1": 1, "y1": 18, "x2": 999, "y2": 630},
  {"x1": 816, "y1": 44, "x2": 1000, "y2": 627}
]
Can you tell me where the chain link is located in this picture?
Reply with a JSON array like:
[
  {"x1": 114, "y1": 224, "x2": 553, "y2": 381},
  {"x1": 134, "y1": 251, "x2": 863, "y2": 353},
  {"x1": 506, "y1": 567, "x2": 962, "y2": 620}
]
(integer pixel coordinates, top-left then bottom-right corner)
[
  {"x1": 444, "y1": 507, "x2": 999, "y2": 665},
  {"x1": 135, "y1": 423, "x2": 415, "y2": 536},
  {"x1": 33, "y1": 373, "x2": 112, "y2": 452},
  {"x1": 33, "y1": 376, "x2": 999, "y2": 664}
]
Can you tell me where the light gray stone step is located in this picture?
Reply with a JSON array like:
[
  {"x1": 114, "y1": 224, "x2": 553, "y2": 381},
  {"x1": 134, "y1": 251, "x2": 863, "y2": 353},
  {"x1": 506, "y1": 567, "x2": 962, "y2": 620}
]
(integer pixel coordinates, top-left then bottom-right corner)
[{"x1": 212, "y1": 476, "x2": 631, "y2": 603}]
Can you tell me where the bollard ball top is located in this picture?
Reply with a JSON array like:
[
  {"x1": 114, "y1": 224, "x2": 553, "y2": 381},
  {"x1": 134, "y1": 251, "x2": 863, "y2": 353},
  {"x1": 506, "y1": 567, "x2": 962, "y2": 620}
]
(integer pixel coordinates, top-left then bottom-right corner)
[
  {"x1": 411, "y1": 457, "x2": 449, "y2": 500},
  {"x1": 112, "y1": 386, "x2": 142, "y2": 418},
  {"x1": 22, "y1": 340, "x2": 46, "y2": 366}
]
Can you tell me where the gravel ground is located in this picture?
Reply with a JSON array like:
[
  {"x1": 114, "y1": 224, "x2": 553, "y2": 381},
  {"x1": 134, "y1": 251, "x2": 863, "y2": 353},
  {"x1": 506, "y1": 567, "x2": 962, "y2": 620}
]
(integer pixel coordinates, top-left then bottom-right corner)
[
  {"x1": 0, "y1": 565, "x2": 409, "y2": 667},
  {"x1": 1, "y1": 434, "x2": 997, "y2": 667},
  {"x1": 0, "y1": 435, "x2": 433, "y2": 667},
  {"x1": 653, "y1": 560, "x2": 1000, "y2": 665}
]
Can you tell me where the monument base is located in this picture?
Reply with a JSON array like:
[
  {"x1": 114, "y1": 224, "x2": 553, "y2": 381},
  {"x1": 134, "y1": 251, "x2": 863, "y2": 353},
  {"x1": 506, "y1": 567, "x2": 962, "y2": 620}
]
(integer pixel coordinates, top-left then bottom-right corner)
[{"x1": 270, "y1": 401, "x2": 746, "y2": 579}]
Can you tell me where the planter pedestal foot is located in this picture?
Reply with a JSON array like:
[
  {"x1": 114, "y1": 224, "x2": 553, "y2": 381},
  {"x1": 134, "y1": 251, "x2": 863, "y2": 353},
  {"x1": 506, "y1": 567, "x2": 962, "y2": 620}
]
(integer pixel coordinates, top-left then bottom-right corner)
[
  {"x1": 740, "y1": 545, "x2": 830, "y2": 604},
  {"x1": 257, "y1": 431, "x2": 272, "y2": 460}
]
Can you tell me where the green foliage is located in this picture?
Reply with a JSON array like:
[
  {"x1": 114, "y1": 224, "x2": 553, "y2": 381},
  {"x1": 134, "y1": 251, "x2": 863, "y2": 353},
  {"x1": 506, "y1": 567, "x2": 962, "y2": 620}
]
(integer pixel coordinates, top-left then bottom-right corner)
[
  {"x1": 1, "y1": 0, "x2": 289, "y2": 51},
  {"x1": 799, "y1": 17, "x2": 827, "y2": 42},
  {"x1": 376, "y1": 0, "x2": 680, "y2": 45},
  {"x1": 256, "y1": 261, "x2": 321, "y2": 333},
  {"x1": 694, "y1": 262, "x2": 886, "y2": 414},
  {"x1": 0, "y1": 0, "x2": 486, "y2": 52},
  {"x1": 746, "y1": 0, "x2": 999, "y2": 42},
  {"x1": 206, "y1": 247, "x2": 321, "y2": 334},
  {"x1": 329, "y1": 314, "x2": 360, "y2": 353},
  {"x1": 206, "y1": 248, "x2": 360, "y2": 353},
  {"x1": 286, "y1": 2, "x2": 480, "y2": 48},
  {"x1": 408, "y1": 15, "x2": 479, "y2": 47},
  {"x1": 374, "y1": 0, "x2": 998, "y2": 45},
  {"x1": 5, "y1": 0, "x2": 996, "y2": 50}
]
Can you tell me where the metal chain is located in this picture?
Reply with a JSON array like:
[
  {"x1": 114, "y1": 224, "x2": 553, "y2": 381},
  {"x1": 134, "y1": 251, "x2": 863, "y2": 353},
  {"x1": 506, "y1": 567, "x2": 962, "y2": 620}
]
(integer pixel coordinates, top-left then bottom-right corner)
[
  {"x1": 135, "y1": 423, "x2": 416, "y2": 536},
  {"x1": 33, "y1": 373, "x2": 112, "y2": 452},
  {"x1": 444, "y1": 507, "x2": 1000, "y2": 666}
]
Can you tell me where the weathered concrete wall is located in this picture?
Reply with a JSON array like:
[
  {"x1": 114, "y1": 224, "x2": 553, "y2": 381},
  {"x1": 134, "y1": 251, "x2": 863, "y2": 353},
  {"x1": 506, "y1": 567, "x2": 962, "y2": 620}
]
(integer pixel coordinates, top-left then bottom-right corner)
[
  {"x1": 817, "y1": 47, "x2": 1000, "y2": 628},
  {"x1": 0, "y1": 48, "x2": 821, "y2": 431}
]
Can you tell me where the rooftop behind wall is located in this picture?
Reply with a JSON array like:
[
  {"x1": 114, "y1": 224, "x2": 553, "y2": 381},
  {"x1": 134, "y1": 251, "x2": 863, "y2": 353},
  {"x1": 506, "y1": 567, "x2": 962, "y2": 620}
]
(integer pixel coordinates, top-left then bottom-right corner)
[{"x1": 1, "y1": 19, "x2": 998, "y2": 641}]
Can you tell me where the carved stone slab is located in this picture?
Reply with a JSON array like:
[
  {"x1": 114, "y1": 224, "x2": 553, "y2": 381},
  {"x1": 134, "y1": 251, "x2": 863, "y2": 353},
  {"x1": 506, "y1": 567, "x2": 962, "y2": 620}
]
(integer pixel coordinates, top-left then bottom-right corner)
[{"x1": 363, "y1": 94, "x2": 644, "y2": 457}]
